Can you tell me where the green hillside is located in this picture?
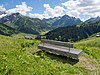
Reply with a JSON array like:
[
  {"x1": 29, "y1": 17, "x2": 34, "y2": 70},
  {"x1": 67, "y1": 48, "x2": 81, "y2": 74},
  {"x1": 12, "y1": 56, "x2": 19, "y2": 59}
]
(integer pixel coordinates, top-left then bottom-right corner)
[
  {"x1": 75, "y1": 36, "x2": 100, "y2": 60},
  {"x1": 75, "y1": 36, "x2": 100, "y2": 74},
  {"x1": 0, "y1": 35, "x2": 100, "y2": 75},
  {"x1": 0, "y1": 23, "x2": 18, "y2": 36},
  {"x1": 45, "y1": 20, "x2": 100, "y2": 42},
  {"x1": 15, "y1": 16, "x2": 52, "y2": 34}
]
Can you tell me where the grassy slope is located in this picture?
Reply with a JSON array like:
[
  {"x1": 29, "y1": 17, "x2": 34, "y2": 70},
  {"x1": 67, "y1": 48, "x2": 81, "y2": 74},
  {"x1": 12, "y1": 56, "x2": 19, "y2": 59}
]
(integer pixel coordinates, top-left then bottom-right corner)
[
  {"x1": 75, "y1": 36, "x2": 100, "y2": 74},
  {"x1": 0, "y1": 35, "x2": 100, "y2": 75},
  {"x1": 75, "y1": 36, "x2": 100, "y2": 61},
  {"x1": 11, "y1": 33, "x2": 37, "y2": 39}
]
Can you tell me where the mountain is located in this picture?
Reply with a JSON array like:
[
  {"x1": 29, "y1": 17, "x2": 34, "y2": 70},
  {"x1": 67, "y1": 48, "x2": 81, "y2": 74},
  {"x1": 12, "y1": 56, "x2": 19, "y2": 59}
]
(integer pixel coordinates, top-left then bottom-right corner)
[
  {"x1": 42, "y1": 16, "x2": 61, "y2": 25},
  {"x1": 52, "y1": 15, "x2": 82, "y2": 27},
  {"x1": 85, "y1": 16, "x2": 100, "y2": 23},
  {"x1": 0, "y1": 13, "x2": 20, "y2": 23},
  {"x1": 43, "y1": 15, "x2": 82, "y2": 27},
  {"x1": 45, "y1": 20, "x2": 100, "y2": 42},
  {"x1": 0, "y1": 13, "x2": 53, "y2": 35},
  {"x1": 0, "y1": 23, "x2": 18, "y2": 36}
]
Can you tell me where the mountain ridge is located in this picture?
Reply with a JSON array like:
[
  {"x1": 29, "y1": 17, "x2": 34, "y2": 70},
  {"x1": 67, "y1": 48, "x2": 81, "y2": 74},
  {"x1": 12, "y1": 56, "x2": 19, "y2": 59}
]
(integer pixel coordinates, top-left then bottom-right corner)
[
  {"x1": 43, "y1": 15, "x2": 82, "y2": 27},
  {"x1": 85, "y1": 16, "x2": 100, "y2": 23},
  {"x1": 52, "y1": 15, "x2": 82, "y2": 27},
  {"x1": 0, "y1": 13, "x2": 53, "y2": 35}
]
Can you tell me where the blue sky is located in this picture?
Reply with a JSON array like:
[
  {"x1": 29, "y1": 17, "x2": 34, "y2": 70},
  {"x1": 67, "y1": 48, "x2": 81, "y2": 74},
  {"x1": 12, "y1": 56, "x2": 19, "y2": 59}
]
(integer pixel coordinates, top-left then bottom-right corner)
[
  {"x1": 0, "y1": 0, "x2": 100, "y2": 21},
  {"x1": 0, "y1": 0, "x2": 66, "y2": 13}
]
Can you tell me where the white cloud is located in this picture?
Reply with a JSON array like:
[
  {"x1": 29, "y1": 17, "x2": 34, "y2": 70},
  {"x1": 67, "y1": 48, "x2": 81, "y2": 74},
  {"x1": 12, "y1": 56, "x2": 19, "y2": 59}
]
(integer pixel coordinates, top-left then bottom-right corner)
[
  {"x1": 6, "y1": 2, "x2": 33, "y2": 15},
  {"x1": 0, "y1": 14, "x2": 7, "y2": 18},
  {"x1": 44, "y1": 4, "x2": 65, "y2": 17},
  {"x1": 44, "y1": 4, "x2": 50, "y2": 8},
  {"x1": 0, "y1": 2, "x2": 33, "y2": 18},
  {"x1": 0, "y1": 5, "x2": 6, "y2": 11},
  {"x1": 29, "y1": 0, "x2": 100, "y2": 21},
  {"x1": 62, "y1": 0, "x2": 100, "y2": 21},
  {"x1": 29, "y1": 13, "x2": 50, "y2": 19},
  {"x1": 0, "y1": 5, "x2": 7, "y2": 18},
  {"x1": 62, "y1": 0, "x2": 80, "y2": 10},
  {"x1": 29, "y1": 4, "x2": 65, "y2": 19}
]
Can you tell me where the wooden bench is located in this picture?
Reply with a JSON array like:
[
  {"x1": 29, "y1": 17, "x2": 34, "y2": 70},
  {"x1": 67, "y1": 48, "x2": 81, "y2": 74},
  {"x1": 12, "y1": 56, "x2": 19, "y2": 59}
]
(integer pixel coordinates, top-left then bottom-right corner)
[{"x1": 38, "y1": 39, "x2": 82, "y2": 59}]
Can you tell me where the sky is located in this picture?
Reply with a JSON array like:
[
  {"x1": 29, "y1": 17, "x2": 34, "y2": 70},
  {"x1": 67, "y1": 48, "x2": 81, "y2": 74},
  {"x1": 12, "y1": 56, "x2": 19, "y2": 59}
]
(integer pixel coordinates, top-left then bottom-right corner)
[{"x1": 0, "y1": 0, "x2": 100, "y2": 21}]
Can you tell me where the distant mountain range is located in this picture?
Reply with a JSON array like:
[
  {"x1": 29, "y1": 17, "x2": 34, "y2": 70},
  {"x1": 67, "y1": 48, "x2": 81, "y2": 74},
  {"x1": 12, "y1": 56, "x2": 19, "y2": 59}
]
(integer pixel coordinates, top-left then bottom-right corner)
[
  {"x1": 43, "y1": 15, "x2": 82, "y2": 27},
  {"x1": 0, "y1": 13, "x2": 83, "y2": 36},
  {"x1": 85, "y1": 16, "x2": 100, "y2": 23},
  {"x1": 0, "y1": 13, "x2": 52, "y2": 35},
  {"x1": 42, "y1": 16, "x2": 61, "y2": 25},
  {"x1": 1, "y1": 12, "x2": 100, "y2": 38}
]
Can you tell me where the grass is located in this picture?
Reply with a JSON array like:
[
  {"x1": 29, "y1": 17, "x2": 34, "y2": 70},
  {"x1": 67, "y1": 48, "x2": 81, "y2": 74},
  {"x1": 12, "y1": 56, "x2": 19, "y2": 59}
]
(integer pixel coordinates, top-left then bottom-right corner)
[
  {"x1": 0, "y1": 34, "x2": 100, "y2": 75},
  {"x1": 0, "y1": 35, "x2": 40, "y2": 75},
  {"x1": 11, "y1": 33, "x2": 37, "y2": 39},
  {"x1": 75, "y1": 37, "x2": 100, "y2": 61},
  {"x1": 40, "y1": 30, "x2": 50, "y2": 35},
  {"x1": 75, "y1": 36, "x2": 100, "y2": 74}
]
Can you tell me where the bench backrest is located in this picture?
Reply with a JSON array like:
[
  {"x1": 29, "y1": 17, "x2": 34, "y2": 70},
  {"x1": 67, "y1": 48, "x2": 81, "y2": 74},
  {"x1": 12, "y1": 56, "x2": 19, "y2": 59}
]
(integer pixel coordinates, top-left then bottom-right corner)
[{"x1": 41, "y1": 39, "x2": 74, "y2": 48}]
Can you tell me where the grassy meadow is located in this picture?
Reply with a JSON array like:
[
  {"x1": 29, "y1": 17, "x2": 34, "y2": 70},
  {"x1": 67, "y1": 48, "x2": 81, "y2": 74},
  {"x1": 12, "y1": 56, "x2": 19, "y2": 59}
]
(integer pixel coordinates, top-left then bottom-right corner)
[{"x1": 0, "y1": 35, "x2": 100, "y2": 75}]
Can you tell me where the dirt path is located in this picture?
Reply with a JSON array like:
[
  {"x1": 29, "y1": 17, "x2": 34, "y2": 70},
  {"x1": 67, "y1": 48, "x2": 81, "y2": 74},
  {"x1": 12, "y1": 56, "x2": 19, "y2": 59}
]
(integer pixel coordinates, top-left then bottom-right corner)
[{"x1": 80, "y1": 56, "x2": 96, "y2": 71}]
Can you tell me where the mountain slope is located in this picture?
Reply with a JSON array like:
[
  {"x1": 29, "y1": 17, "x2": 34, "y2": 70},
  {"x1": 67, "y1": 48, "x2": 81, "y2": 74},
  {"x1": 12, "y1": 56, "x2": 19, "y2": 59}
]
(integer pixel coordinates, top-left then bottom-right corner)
[
  {"x1": 0, "y1": 13, "x2": 52, "y2": 35},
  {"x1": 15, "y1": 16, "x2": 51, "y2": 34},
  {"x1": 0, "y1": 23, "x2": 18, "y2": 36},
  {"x1": 45, "y1": 20, "x2": 100, "y2": 42},
  {"x1": 85, "y1": 16, "x2": 100, "y2": 23},
  {"x1": 43, "y1": 15, "x2": 82, "y2": 27},
  {"x1": 42, "y1": 16, "x2": 61, "y2": 25},
  {"x1": 75, "y1": 34, "x2": 100, "y2": 57},
  {"x1": 52, "y1": 15, "x2": 82, "y2": 27}
]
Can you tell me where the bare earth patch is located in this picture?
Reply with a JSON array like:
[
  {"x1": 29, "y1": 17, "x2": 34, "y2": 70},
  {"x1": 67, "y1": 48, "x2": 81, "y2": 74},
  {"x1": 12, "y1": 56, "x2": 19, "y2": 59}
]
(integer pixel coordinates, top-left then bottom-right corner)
[{"x1": 80, "y1": 56, "x2": 96, "y2": 71}]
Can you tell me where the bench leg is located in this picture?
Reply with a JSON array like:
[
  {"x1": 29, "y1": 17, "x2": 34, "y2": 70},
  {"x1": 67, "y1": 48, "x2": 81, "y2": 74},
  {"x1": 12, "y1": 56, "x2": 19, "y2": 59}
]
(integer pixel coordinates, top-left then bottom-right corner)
[{"x1": 69, "y1": 47, "x2": 70, "y2": 52}]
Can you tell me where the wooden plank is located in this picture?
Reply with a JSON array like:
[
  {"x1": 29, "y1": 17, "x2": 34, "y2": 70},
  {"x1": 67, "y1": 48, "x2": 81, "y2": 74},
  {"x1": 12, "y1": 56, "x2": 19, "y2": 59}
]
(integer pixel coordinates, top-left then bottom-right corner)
[
  {"x1": 38, "y1": 44, "x2": 82, "y2": 59},
  {"x1": 41, "y1": 39, "x2": 74, "y2": 48}
]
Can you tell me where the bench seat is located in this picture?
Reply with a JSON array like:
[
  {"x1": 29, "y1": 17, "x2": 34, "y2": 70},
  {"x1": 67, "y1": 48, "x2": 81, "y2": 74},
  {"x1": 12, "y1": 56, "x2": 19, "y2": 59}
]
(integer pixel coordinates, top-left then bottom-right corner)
[{"x1": 38, "y1": 43, "x2": 82, "y2": 59}]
